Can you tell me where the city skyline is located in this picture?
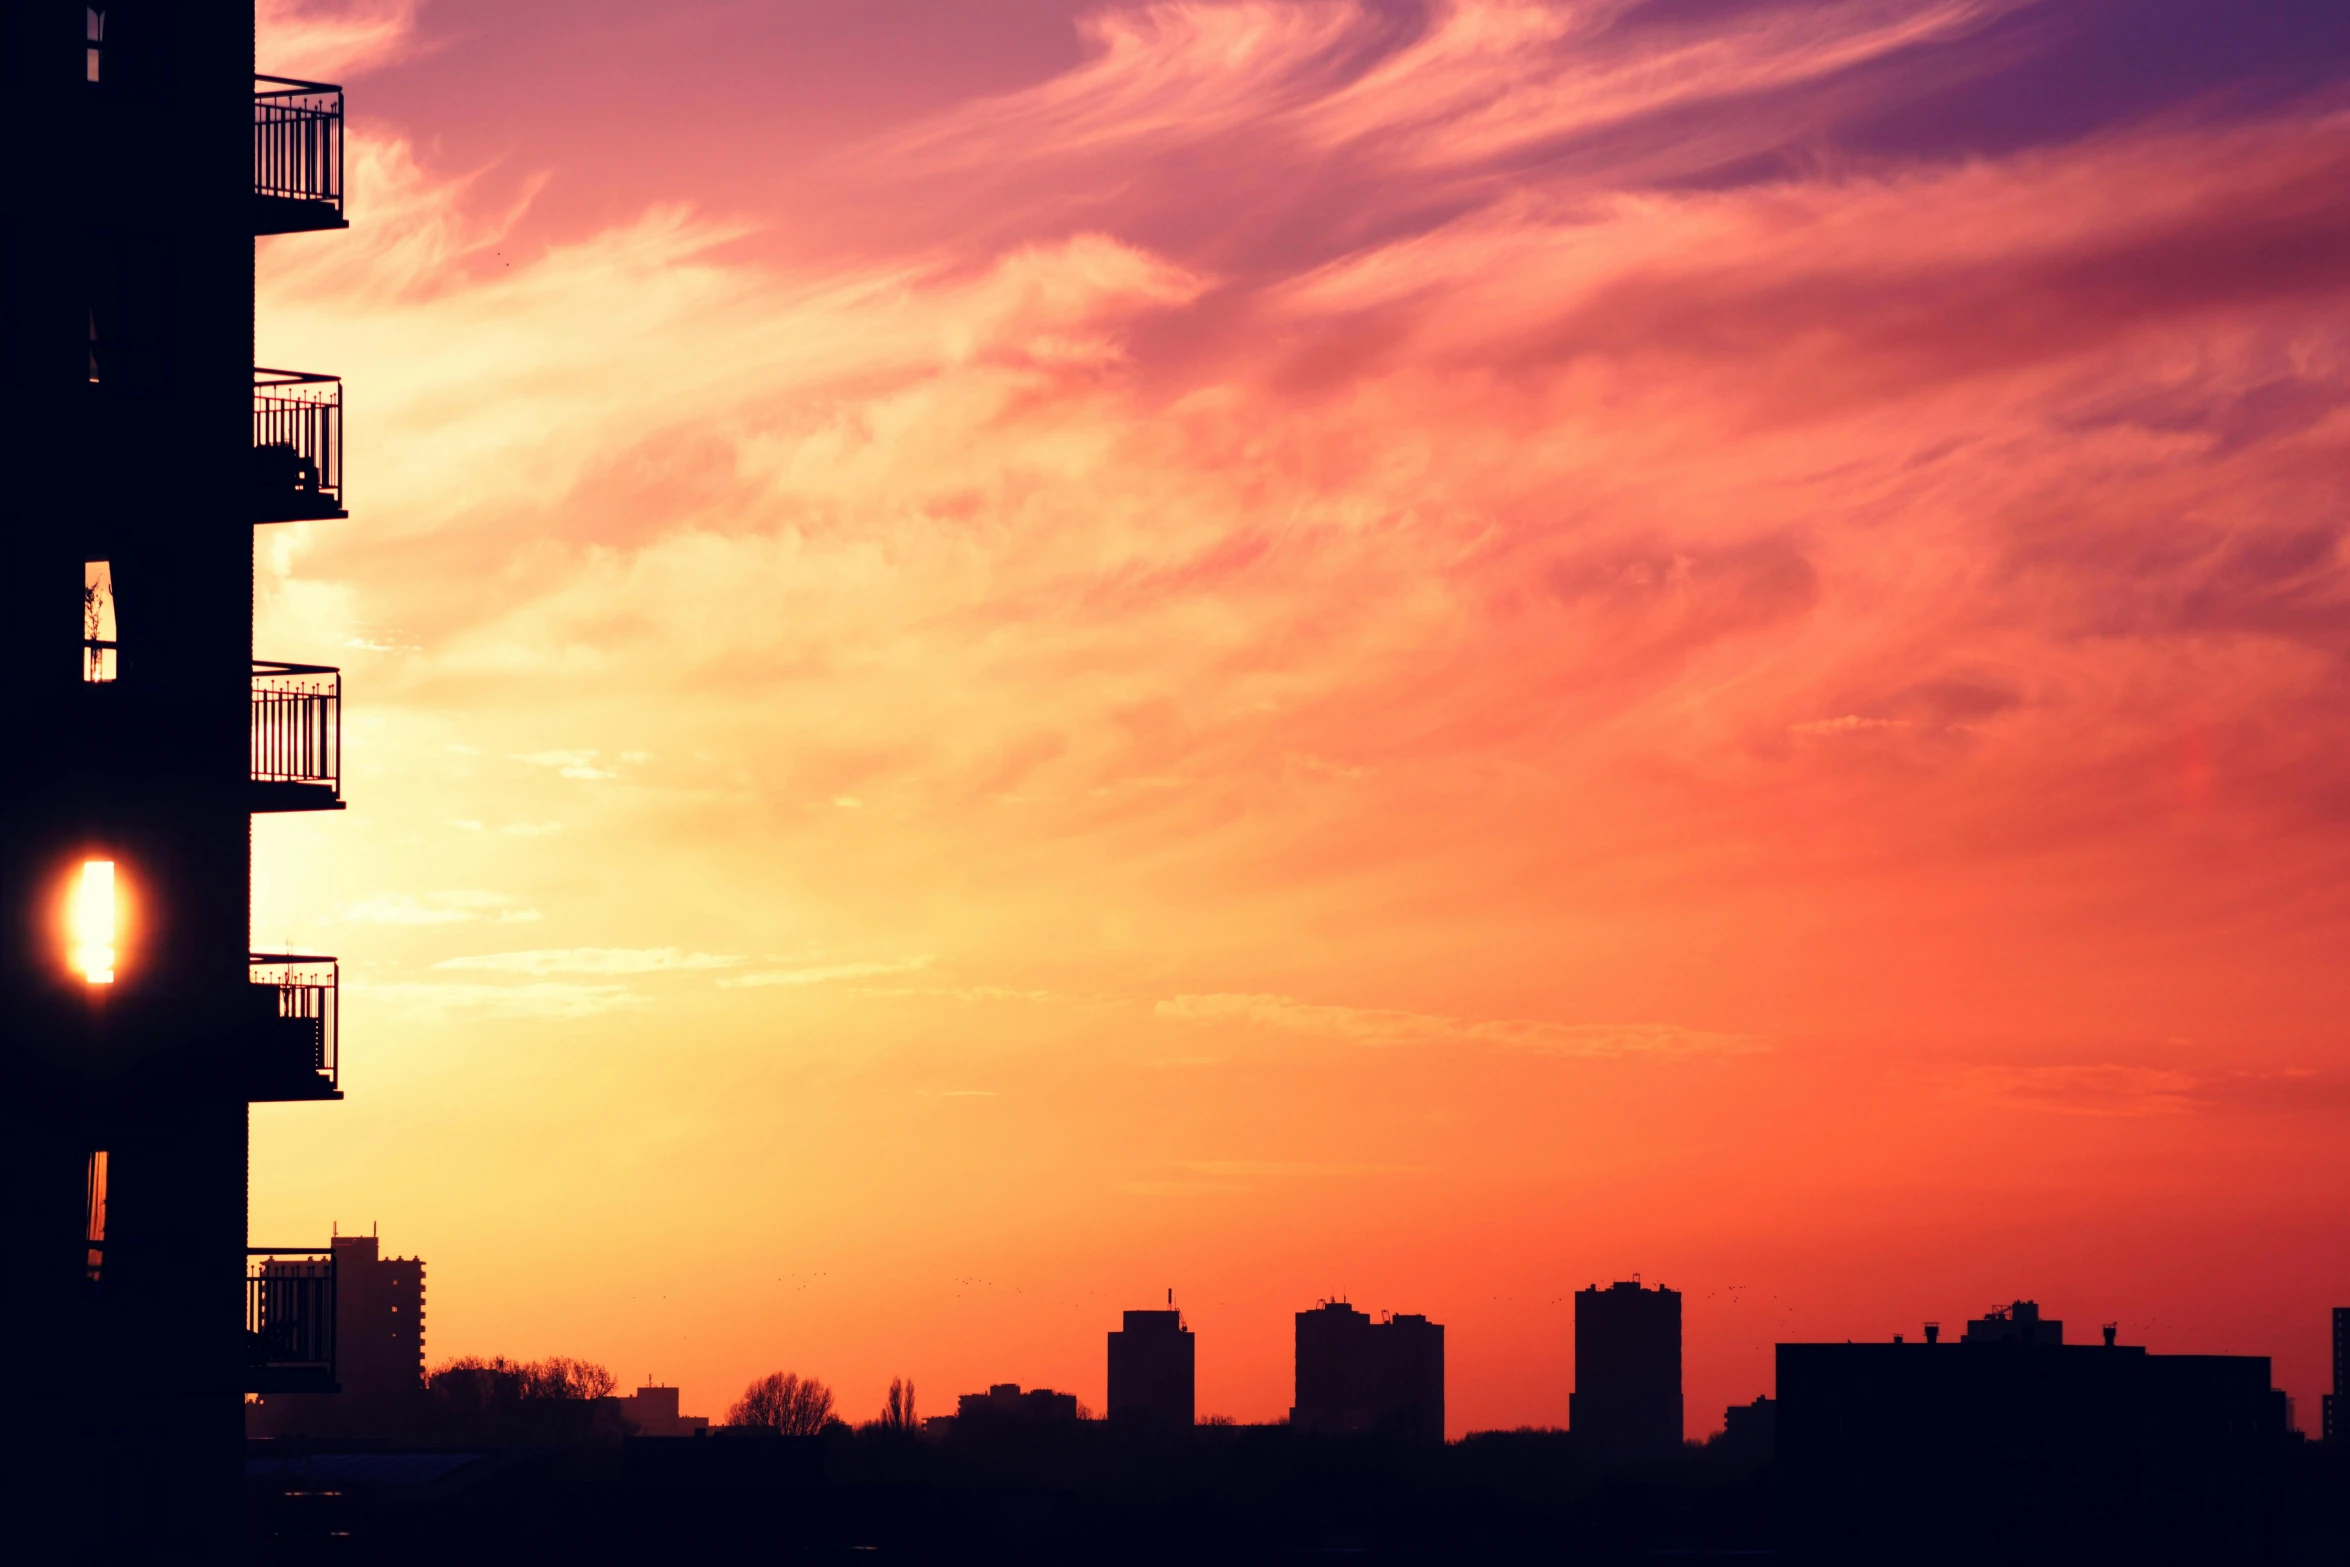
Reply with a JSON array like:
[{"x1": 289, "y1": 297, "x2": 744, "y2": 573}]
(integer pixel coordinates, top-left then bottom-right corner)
[
  {"x1": 241, "y1": 0, "x2": 2350, "y2": 1441},
  {"x1": 252, "y1": 1237, "x2": 2339, "y2": 1448}
]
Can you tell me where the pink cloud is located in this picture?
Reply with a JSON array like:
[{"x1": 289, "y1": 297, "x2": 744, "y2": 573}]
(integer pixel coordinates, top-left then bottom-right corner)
[{"x1": 258, "y1": 0, "x2": 429, "y2": 82}]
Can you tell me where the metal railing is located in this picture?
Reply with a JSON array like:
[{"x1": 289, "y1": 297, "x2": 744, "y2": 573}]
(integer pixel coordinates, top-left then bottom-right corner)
[
  {"x1": 254, "y1": 369, "x2": 342, "y2": 520},
  {"x1": 254, "y1": 75, "x2": 344, "y2": 220},
  {"x1": 252, "y1": 661, "x2": 340, "y2": 796},
  {"x1": 247, "y1": 1247, "x2": 336, "y2": 1382},
  {"x1": 250, "y1": 954, "x2": 339, "y2": 1093}
]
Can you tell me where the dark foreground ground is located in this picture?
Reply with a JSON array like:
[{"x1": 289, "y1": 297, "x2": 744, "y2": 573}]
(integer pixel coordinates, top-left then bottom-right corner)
[{"x1": 247, "y1": 1422, "x2": 2350, "y2": 1566}]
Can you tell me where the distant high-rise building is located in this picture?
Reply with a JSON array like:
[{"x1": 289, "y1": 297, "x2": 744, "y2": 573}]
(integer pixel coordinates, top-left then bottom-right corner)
[
  {"x1": 1291, "y1": 1302, "x2": 1444, "y2": 1441},
  {"x1": 1108, "y1": 1308, "x2": 1195, "y2": 1427},
  {"x1": 957, "y1": 1383, "x2": 1080, "y2": 1425},
  {"x1": 1779, "y1": 1318, "x2": 2286, "y2": 1563},
  {"x1": 248, "y1": 1231, "x2": 426, "y2": 1437},
  {"x1": 328, "y1": 1234, "x2": 426, "y2": 1402},
  {"x1": 1571, "y1": 1280, "x2": 1682, "y2": 1464},
  {"x1": 2327, "y1": 1307, "x2": 2349, "y2": 1442},
  {"x1": 619, "y1": 1384, "x2": 712, "y2": 1437}
]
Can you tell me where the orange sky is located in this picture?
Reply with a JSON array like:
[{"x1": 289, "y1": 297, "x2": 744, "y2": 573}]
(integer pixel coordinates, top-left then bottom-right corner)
[{"x1": 248, "y1": 0, "x2": 2350, "y2": 1434}]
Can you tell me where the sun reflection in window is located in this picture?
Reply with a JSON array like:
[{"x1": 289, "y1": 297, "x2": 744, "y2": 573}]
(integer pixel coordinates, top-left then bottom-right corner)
[{"x1": 71, "y1": 860, "x2": 117, "y2": 984}]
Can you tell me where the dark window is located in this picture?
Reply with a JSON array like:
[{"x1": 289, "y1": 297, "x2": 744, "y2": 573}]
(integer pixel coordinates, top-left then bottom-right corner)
[
  {"x1": 85, "y1": 3, "x2": 171, "y2": 95},
  {"x1": 86, "y1": 233, "x2": 171, "y2": 396}
]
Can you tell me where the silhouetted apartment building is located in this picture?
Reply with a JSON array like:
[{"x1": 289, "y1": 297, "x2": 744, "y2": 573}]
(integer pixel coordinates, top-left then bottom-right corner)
[
  {"x1": 958, "y1": 1384, "x2": 1080, "y2": 1425},
  {"x1": 1779, "y1": 1310, "x2": 2288, "y2": 1565},
  {"x1": 1571, "y1": 1280, "x2": 1683, "y2": 1464},
  {"x1": 0, "y1": 7, "x2": 352, "y2": 1560},
  {"x1": 2326, "y1": 1307, "x2": 2348, "y2": 1443},
  {"x1": 1108, "y1": 1307, "x2": 1195, "y2": 1427},
  {"x1": 248, "y1": 1233, "x2": 425, "y2": 1437},
  {"x1": 328, "y1": 1234, "x2": 425, "y2": 1400},
  {"x1": 619, "y1": 1384, "x2": 711, "y2": 1437},
  {"x1": 1292, "y1": 1302, "x2": 1444, "y2": 1441},
  {"x1": 1715, "y1": 1394, "x2": 1775, "y2": 1469}
]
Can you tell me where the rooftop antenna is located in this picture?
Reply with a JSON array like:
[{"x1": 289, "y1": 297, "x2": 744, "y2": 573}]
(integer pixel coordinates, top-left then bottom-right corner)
[{"x1": 1167, "y1": 1287, "x2": 1173, "y2": 1306}]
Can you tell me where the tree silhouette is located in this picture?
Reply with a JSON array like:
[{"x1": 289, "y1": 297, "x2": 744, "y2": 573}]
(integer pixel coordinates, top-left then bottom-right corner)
[
  {"x1": 423, "y1": 1354, "x2": 621, "y2": 1445},
  {"x1": 525, "y1": 1356, "x2": 617, "y2": 1401},
  {"x1": 727, "y1": 1371, "x2": 834, "y2": 1434},
  {"x1": 878, "y1": 1377, "x2": 918, "y2": 1431}
]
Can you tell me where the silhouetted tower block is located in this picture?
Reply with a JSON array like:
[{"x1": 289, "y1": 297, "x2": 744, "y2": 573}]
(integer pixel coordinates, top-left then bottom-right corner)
[
  {"x1": 0, "y1": 9, "x2": 351, "y2": 1560},
  {"x1": 1292, "y1": 1301, "x2": 1445, "y2": 1441},
  {"x1": 1571, "y1": 1280, "x2": 1683, "y2": 1464},
  {"x1": 2327, "y1": 1307, "x2": 2349, "y2": 1442},
  {"x1": 1108, "y1": 1308, "x2": 1195, "y2": 1427},
  {"x1": 1779, "y1": 1320, "x2": 2286, "y2": 1564},
  {"x1": 330, "y1": 1234, "x2": 424, "y2": 1401},
  {"x1": 246, "y1": 1234, "x2": 424, "y2": 1437}
]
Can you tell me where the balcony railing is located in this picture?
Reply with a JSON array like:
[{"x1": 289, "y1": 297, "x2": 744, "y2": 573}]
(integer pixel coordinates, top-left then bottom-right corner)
[
  {"x1": 249, "y1": 954, "x2": 339, "y2": 1101},
  {"x1": 254, "y1": 76, "x2": 346, "y2": 235},
  {"x1": 247, "y1": 1247, "x2": 337, "y2": 1392},
  {"x1": 254, "y1": 369, "x2": 343, "y2": 522},
  {"x1": 252, "y1": 661, "x2": 341, "y2": 812}
]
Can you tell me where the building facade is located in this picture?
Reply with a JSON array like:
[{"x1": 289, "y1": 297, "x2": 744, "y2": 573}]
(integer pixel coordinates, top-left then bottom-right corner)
[
  {"x1": 1292, "y1": 1301, "x2": 1444, "y2": 1441},
  {"x1": 0, "y1": 6, "x2": 350, "y2": 1558},
  {"x1": 1571, "y1": 1279, "x2": 1683, "y2": 1464},
  {"x1": 247, "y1": 1233, "x2": 422, "y2": 1437},
  {"x1": 1108, "y1": 1307, "x2": 1195, "y2": 1427},
  {"x1": 1778, "y1": 1323, "x2": 2286, "y2": 1564}
]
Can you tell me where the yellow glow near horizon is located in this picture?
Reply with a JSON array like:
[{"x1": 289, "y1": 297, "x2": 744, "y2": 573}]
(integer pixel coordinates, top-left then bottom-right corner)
[{"x1": 71, "y1": 860, "x2": 117, "y2": 985}]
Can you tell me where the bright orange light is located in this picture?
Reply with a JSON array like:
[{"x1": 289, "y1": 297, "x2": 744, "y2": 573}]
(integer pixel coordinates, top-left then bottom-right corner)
[{"x1": 70, "y1": 860, "x2": 117, "y2": 984}]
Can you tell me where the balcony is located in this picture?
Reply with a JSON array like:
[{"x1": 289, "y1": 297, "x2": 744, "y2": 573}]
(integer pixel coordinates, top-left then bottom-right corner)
[
  {"x1": 247, "y1": 1247, "x2": 337, "y2": 1393},
  {"x1": 254, "y1": 76, "x2": 346, "y2": 236},
  {"x1": 254, "y1": 369, "x2": 344, "y2": 522},
  {"x1": 252, "y1": 661, "x2": 342, "y2": 813},
  {"x1": 248, "y1": 955, "x2": 339, "y2": 1102}
]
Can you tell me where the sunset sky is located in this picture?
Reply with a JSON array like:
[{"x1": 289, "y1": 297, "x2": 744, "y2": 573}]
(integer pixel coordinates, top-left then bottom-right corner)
[{"x1": 248, "y1": 0, "x2": 2350, "y2": 1435}]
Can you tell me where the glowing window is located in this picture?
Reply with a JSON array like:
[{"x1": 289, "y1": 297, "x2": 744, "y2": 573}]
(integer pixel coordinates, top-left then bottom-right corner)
[
  {"x1": 71, "y1": 860, "x2": 117, "y2": 984},
  {"x1": 85, "y1": 1150, "x2": 108, "y2": 1281},
  {"x1": 83, "y1": 561, "x2": 116, "y2": 682},
  {"x1": 86, "y1": 8, "x2": 105, "y2": 84}
]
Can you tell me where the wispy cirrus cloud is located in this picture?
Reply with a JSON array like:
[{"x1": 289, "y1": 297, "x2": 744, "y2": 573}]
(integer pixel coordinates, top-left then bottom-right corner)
[
  {"x1": 1156, "y1": 994, "x2": 1769, "y2": 1056},
  {"x1": 433, "y1": 948, "x2": 748, "y2": 976},
  {"x1": 722, "y1": 957, "x2": 936, "y2": 989},
  {"x1": 257, "y1": 0, "x2": 430, "y2": 82},
  {"x1": 345, "y1": 980, "x2": 643, "y2": 1020},
  {"x1": 339, "y1": 890, "x2": 541, "y2": 925},
  {"x1": 1178, "y1": 1159, "x2": 1427, "y2": 1176},
  {"x1": 888, "y1": 0, "x2": 2023, "y2": 187},
  {"x1": 1949, "y1": 1064, "x2": 2350, "y2": 1117}
]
